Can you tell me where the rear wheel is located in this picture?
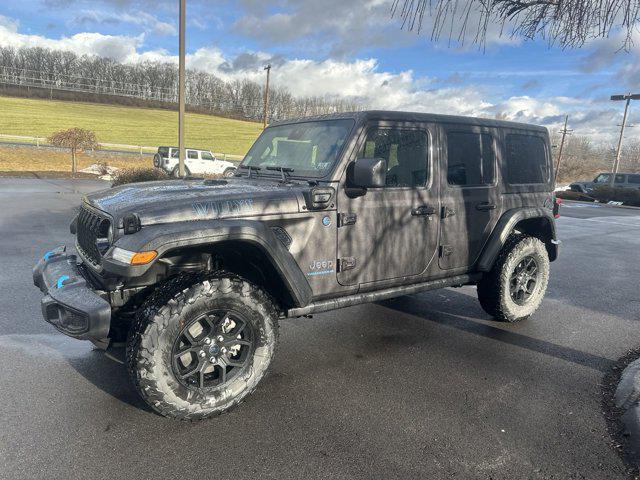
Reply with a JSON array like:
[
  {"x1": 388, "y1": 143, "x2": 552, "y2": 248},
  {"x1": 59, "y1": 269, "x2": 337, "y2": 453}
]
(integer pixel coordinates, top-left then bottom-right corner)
[
  {"x1": 171, "y1": 165, "x2": 190, "y2": 178},
  {"x1": 126, "y1": 274, "x2": 279, "y2": 420},
  {"x1": 477, "y1": 235, "x2": 549, "y2": 322}
]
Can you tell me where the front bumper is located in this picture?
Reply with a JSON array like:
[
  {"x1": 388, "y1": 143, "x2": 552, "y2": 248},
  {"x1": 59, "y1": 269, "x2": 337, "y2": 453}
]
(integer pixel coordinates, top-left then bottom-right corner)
[{"x1": 33, "y1": 246, "x2": 111, "y2": 343}]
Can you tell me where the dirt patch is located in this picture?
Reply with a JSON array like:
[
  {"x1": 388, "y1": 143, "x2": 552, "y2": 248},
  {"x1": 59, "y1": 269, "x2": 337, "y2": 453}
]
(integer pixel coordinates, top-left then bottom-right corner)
[{"x1": 0, "y1": 145, "x2": 148, "y2": 173}]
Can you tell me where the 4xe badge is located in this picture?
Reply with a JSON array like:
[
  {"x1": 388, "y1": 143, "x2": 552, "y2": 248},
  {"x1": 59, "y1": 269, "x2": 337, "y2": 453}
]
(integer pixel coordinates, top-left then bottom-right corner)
[{"x1": 307, "y1": 259, "x2": 334, "y2": 276}]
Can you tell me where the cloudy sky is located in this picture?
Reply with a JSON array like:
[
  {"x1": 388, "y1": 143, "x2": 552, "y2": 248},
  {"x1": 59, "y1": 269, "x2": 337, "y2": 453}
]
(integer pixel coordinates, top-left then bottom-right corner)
[{"x1": 0, "y1": 0, "x2": 639, "y2": 143}]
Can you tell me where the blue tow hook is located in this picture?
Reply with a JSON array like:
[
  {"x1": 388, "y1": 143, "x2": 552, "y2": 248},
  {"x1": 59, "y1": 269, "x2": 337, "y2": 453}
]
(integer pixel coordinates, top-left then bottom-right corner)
[
  {"x1": 43, "y1": 251, "x2": 55, "y2": 261},
  {"x1": 56, "y1": 275, "x2": 70, "y2": 289}
]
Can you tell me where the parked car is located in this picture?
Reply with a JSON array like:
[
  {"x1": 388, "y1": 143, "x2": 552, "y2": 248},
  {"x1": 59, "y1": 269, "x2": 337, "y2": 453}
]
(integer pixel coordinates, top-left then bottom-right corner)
[
  {"x1": 570, "y1": 172, "x2": 640, "y2": 194},
  {"x1": 34, "y1": 111, "x2": 560, "y2": 420},
  {"x1": 153, "y1": 146, "x2": 237, "y2": 177}
]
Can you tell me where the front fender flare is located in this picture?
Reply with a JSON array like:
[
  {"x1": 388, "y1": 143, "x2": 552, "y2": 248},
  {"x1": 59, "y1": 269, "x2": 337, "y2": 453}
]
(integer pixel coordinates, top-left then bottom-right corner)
[
  {"x1": 102, "y1": 219, "x2": 312, "y2": 308},
  {"x1": 476, "y1": 208, "x2": 558, "y2": 272}
]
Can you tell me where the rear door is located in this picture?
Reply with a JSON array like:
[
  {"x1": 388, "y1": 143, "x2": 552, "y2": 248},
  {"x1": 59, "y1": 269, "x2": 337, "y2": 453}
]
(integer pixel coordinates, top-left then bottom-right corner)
[
  {"x1": 439, "y1": 126, "x2": 501, "y2": 270},
  {"x1": 186, "y1": 149, "x2": 201, "y2": 173},
  {"x1": 336, "y1": 122, "x2": 440, "y2": 286}
]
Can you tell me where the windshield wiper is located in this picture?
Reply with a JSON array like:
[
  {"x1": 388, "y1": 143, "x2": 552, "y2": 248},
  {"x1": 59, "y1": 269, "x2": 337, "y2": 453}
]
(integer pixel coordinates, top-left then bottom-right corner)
[
  {"x1": 266, "y1": 166, "x2": 294, "y2": 183},
  {"x1": 239, "y1": 165, "x2": 262, "y2": 179}
]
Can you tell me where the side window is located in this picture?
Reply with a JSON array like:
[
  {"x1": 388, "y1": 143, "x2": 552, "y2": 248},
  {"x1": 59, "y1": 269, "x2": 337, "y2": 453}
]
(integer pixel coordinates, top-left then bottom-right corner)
[
  {"x1": 505, "y1": 134, "x2": 548, "y2": 184},
  {"x1": 628, "y1": 174, "x2": 640, "y2": 184},
  {"x1": 446, "y1": 132, "x2": 495, "y2": 186},
  {"x1": 158, "y1": 147, "x2": 169, "y2": 157},
  {"x1": 187, "y1": 150, "x2": 198, "y2": 160},
  {"x1": 201, "y1": 151, "x2": 214, "y2": 161},
  {"x1": 170, "y1": 149, "x2": 179, "y2": 158},
  {"x1": 357, "y1": 128, "x2": 429, "y2": 188},
  {"x1": 615, "y1": 174, "x2": 626, "y2": 184}
]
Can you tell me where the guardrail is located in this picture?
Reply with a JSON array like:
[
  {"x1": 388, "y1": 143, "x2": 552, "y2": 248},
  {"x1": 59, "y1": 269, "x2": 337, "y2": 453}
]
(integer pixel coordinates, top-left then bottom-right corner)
[{"x1": 0, "y1": 133, "x2": 245, "y2": 162}]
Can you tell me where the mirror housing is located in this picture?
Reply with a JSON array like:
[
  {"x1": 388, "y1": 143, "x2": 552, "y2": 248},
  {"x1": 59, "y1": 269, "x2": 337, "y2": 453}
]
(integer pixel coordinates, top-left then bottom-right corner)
[{"x1": 352, "y1": 157, "x2": 387, "y2": 188}]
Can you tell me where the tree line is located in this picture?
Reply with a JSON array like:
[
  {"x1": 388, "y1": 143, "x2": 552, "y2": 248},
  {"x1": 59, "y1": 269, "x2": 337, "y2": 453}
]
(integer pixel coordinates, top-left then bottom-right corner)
[
  {"x1": 0, "y1": 46, "x2": 363, "y2": 121},
  {"x1": 550, "y1": 133, "x2": 640, "y2": 183}
]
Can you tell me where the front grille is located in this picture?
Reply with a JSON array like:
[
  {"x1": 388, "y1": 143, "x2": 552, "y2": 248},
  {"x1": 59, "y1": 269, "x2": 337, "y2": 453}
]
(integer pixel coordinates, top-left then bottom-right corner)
[{"x1": 76, "y1": 205, "x2": 110, "y2": 266}]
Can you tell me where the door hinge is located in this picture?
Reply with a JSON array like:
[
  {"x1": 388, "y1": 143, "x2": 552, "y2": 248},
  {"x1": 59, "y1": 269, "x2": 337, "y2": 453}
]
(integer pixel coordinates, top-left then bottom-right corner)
[
  {"x1": 338, "y1": 212, "x2": 357, "y2": 227},
  {"x1": 441, "y1": 206, "x2": 456, "y2": 219},
  {"x1": 439, "y1": 245, "x2": 453, "y2": 257},
  {"x1": 338, "y1": 257, "x2": 357, "y2": 271}
]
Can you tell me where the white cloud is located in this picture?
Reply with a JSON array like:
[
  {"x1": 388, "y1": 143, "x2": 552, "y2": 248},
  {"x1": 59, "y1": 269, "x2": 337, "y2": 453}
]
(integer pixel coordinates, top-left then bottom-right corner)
[
  {"x1": 73, "y1": 10, "x2": 177, "y2": 36},
  {"x1": 0, "y1": 13, "x2": 631, "y2": 144}
]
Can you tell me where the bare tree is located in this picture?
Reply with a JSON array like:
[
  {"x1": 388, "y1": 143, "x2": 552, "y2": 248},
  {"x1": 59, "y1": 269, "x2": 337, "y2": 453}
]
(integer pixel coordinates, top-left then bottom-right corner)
[
  {"x1": 48, "y1": 128, "x2": 98, "y2": 175},
  {"x1": 391, "y1": 0, "x2": 640, "y2": 49}
]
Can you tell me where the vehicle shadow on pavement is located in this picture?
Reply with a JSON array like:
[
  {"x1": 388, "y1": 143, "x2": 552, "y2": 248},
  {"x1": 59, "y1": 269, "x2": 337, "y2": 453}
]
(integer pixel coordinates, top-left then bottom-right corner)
[
  {"x1": 66, "y1": 347, "x2": 153, "y2": 413},
  {"x1": 376, "y1": 290, "x2": 614, "y2": 374}
]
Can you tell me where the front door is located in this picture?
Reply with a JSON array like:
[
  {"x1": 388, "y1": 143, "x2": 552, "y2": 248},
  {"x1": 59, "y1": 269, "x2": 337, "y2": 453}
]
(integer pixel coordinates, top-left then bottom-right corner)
[
  {"x1": 336, "y1": 124, "x2": 440, "y2": 286},
  {"x1": 438, "y1": 126, "x2": 502, "y2": 270}
]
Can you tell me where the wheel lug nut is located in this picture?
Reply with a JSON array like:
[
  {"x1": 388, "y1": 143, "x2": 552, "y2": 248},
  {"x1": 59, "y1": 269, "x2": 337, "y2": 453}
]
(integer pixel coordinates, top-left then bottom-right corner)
[
  {"x1": 204, "y1": 338, "x2": 211, "y2": 345},
  {"x1": 210, "y1": 357, "x2": 216, "y2": 363},
  {"x1": 199, "y1": 351, "x2": 206, "y2": 358},
  {"x1": 221, "y1": 347, "x2": 228, "y2": 355},
  {"x1": 217, "y1": 335, "x2": 224, "y2": 342}
]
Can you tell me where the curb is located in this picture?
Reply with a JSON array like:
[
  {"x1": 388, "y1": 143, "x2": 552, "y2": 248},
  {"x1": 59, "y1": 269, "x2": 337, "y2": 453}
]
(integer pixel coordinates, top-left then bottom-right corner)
[{"x1": 615, "y1": 359, "x2": 640, "y2": 469}]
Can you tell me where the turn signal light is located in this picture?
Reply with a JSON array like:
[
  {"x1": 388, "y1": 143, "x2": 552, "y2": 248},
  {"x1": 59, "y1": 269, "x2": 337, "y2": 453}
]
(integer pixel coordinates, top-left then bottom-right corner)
[{"x1": 130, "y1": 251, "x2": 158, "y2": 265}]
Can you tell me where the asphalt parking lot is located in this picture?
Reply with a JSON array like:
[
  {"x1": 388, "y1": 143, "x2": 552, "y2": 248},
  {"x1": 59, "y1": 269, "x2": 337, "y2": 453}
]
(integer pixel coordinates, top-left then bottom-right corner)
[{"x1": 1, "y1": 178, "x2": 639, "y2": 480}]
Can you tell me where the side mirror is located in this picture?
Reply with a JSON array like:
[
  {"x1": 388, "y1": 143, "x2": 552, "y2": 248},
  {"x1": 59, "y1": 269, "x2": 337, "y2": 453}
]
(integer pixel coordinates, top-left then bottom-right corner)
[{"x1": 352, "y1": 157, "x2": 387, "y2": 188}]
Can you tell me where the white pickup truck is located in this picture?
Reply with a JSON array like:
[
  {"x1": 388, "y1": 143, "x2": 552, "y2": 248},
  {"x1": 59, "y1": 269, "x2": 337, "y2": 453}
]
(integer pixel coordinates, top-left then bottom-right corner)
[{"x1": 153, "y1": 146, "x2": 237, "y2": 177}]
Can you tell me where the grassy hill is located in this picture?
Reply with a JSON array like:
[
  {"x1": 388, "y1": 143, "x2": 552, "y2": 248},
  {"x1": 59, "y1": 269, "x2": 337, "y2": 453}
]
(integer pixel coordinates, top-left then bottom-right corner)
[{"x1": 0, "y1": 95, "x2": 263, "y2": 155}]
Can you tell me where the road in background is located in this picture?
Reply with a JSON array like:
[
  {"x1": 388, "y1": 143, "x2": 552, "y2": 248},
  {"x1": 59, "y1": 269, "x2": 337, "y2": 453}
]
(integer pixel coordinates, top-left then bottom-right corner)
[{"x1": 1, "y1": 181, "x2": 639, "y2": 480}]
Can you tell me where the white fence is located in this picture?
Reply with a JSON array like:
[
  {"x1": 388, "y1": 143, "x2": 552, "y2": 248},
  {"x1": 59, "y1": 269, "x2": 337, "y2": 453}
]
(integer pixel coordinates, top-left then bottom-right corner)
[{"x1": 0, "y1": 133, "x2": 244, "y2": 162}]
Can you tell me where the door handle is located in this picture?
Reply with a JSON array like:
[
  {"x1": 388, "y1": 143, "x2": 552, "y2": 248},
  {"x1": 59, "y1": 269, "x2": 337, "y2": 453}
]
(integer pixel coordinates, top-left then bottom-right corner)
[
  {"x1": 476, "y1": 202, "x2": 496, "y2": 211},
  {"x1": 411, "y1": 205, "x2": 436, "y2": 216}
]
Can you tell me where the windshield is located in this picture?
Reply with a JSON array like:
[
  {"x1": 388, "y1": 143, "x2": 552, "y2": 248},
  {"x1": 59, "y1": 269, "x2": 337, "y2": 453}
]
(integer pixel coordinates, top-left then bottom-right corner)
[{"x1": 241, "y1": 119, "x2": 354, "y2": 177}]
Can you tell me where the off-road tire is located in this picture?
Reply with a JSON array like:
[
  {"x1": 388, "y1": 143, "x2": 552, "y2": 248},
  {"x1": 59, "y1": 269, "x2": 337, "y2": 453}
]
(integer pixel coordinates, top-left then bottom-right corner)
[
  {"x1": 126, "y1": 273, "x2": 279, "y2": 420},
  {"x1": 152, "y1": 154, "x2": 161, "y2": 168},
  {"x1": 223, "y1": 168, "x2": 235, "y2": 178},
  {"x1": 477, "y1": 235, "x2": 550, "y2": 322}
]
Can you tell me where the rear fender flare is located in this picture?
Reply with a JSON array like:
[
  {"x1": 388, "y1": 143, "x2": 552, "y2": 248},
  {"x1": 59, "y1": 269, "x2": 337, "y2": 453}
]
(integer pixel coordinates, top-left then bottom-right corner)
[
  {"x1": 102, "y1": 219, "x2": 312, "y2": 307},
  {"x1": 477, "y1": 208, "x2": 558, "y2": 272}
]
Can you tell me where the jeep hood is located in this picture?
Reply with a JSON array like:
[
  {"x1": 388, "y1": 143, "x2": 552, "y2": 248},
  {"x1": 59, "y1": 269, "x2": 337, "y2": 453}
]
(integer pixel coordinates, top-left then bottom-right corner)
[{"x1": 84, "y1": 178, "x2": 304, "y2": 226}]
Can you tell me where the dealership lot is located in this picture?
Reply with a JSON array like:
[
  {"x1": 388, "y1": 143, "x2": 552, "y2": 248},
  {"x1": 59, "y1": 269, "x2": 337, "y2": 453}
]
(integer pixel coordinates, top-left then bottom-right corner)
[{"x1": 1, "y1": 179, "x2": 639, "y2": 480}]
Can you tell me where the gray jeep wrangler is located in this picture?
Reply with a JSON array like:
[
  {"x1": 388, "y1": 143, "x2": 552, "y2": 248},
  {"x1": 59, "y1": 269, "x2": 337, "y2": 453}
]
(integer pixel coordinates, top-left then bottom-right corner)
[{"x1": 33, "y1": 111, "x2": 560, "y2": 420}]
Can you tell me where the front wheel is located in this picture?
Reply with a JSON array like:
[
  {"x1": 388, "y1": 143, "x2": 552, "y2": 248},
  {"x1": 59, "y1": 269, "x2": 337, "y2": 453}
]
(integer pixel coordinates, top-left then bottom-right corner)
[
  {"x1": 126, "y1": 274, "x2": 279, "y2": 420},
  {"x1": 477, "y1": 235, "x2": 550, "y2": 322},
  {"x1": 223, "y1": 168, "x2": 236, "y2": 178}
]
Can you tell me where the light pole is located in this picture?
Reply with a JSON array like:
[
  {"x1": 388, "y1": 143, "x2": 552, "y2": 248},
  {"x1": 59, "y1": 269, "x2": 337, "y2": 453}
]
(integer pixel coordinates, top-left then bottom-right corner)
[
  {"x1": 263, "y1": 64, "x2": 271, "y2": 129},
  {"x1": 178, "y1": 0, "x2": 186, "y2": 177},
  {"x1": 610, "y1": 93, "x2": 640, "y2": 186}
]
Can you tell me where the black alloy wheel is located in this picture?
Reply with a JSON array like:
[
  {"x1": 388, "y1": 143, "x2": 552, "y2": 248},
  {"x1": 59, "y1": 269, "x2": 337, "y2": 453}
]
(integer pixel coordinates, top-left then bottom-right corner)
[{"x1": 172, "y1": 310, "x2": 255, "y2": 389}]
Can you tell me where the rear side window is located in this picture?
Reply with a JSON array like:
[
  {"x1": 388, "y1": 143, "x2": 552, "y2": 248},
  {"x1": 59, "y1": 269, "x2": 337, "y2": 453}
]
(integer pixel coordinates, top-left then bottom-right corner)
[
  {"x1": 628, "y1": 174, "x2": 640, "y2": 184},
  {"x1": 446, "y1": 132, "x2": 495, "y2": 186},
  {"x1": 505, "y1": 134, "x2": 548, "y2": 184},
  {"x1": 201, "y1": 151, "x2": 214, "y2": 161},
  {"x1": 358, "y1": 128, "x2": 429, "y2": 188},
  {"x1": 187, "y1": 150, "x2": 198, "y2": 160},
  {"x1": 158, "y1": 147, "x2": 169, "y2": 157}
]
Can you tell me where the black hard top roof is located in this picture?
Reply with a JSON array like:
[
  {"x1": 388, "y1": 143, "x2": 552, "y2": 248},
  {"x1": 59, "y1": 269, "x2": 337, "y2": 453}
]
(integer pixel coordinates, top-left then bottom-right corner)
[{"x1": 270, "y1": 110, "x2": 548, "y2": 133}]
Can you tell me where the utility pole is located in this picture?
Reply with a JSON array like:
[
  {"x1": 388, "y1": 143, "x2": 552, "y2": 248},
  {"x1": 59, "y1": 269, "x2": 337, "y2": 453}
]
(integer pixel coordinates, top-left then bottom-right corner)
[
  {"x1": 178, "y1": 0, "x2": 186, "y2": 177},
  {"x1": 610, "y1": 93, "x2": 640, "y2": 186},
  {"x1": 263, "y1": 64, "x2": 271, "y2": 129},
  {"x1": 554, "y1": 115, "x2": 572, "y2": 185}
]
